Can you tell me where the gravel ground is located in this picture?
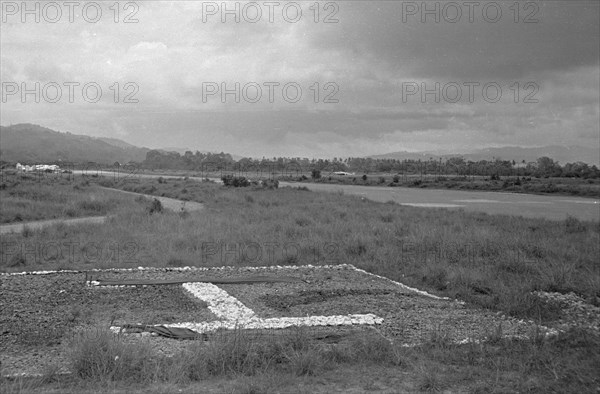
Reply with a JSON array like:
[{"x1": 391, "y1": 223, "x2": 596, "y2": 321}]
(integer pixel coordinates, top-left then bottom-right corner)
[
  {"x1": 533, "y1": 291, "x2": 600, "y2": 332},
  {"x1": 0, "y1": 265, "x2": 585, "y2": 377},
  {"x1": 0, "y1": 271, "x2": 214, "y2": 376}
]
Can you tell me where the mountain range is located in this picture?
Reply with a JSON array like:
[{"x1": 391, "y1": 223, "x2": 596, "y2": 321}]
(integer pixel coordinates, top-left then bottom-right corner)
[
  {"x1": 370, "y1": 146, "x2": 599, "y2": 166},
  {"x1": 1, "y1": 123, "x2": 598, "y2": 166},
  {"x1": 0, "y1": 124, "x2": 150, "y2": 164}
]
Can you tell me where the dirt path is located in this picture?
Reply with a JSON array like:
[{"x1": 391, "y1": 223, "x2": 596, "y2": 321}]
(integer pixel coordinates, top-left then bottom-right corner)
[
  {"x1": 98, "y1": 187, "x2": 204, "y2": 212},
  {"x1": 0, "y1": 188, "x2": 203, "y2": 235}
]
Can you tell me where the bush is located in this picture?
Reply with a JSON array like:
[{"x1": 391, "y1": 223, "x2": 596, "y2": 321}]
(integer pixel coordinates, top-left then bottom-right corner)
[
  {"x1": 393, "y1": 175, "x2": 400, "y2": 183},
  {"x1": 311, "y1": 169, "x2": 321, "y2": 179},
  {"x1": 362, "y1": 175, "x2": 368, "y2": 181},
  {"x1": 260, "y1": 179, "x2": 279, "y2": 189},
  {"x1": 147, "y1": 198, "x2": 163, "y2": 214},
  {"x1": 565, "y1": 215, "x2": 586, "y2": 233},
  {"x1": 98, "y1": 179, "x2": 115, "y2": 187},
  {"x1": 222, "y1": 175, "x2": 250, "y2": 187}
]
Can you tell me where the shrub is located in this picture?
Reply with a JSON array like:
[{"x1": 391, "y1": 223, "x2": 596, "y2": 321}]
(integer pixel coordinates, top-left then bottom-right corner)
[
  {"x1": 565, "y1": 215, "x2": 586, "y2": 233},
  {"x1": 148, "y1": 198, "x2": 163, "y2": 214},
  {"x1": 260, "y1": 179, "x2": 279, "y2": 189},
  {"x1": 98, "y1": 179, "x2": 115, "y2": 187},
  {"x1": 393, "y1": 175, "x2": 400, "y2": 183},
  {"x1": 77, "y1": 200, "x2": 107, "y2": 213},
  {"x1": 362, "y1": 174, "x2": 367, "y2": 181},
  {"x1": 222, "y1": 175, "x2": 250, "y2": 187}
]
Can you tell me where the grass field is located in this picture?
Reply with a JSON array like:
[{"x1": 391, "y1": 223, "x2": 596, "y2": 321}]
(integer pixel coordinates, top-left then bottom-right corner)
[
  {"x1": 291, "y1": 173, "x2": 600, "y2": 198},
  {"x1": 133, "y1": 169, "x2": 600, "y2": 198},
  {"x1": 0, "y1": 172, "x2": 143, "y2": 224},
  {"x1": 1, "y1": 174, "x2": 599, "y2": 393}
]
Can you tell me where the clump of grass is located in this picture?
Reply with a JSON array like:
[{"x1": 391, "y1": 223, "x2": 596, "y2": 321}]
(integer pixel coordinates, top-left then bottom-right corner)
[
  {"x1": 76, "y1": 200, "x2": 107, "y2": 213},
  {"x1": 67, "y1": 326, "x2": 405, "y2": 385},
  {"x1": 565, "y1": 215, "x2": 586, "y2": 233},
  {"x1": 147, "y1": 198, "x2": 163, "y2": 215},
  {"x1": 69, "y1": 327, "x2": 158, "y2": 382},
  {"x1": 417, "y1": 364, "x2": 445, "y2": 393}
]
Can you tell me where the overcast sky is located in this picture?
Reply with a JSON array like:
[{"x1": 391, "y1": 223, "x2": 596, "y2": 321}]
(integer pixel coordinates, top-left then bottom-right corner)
[{"x1": 1, "y1": 1, "x2": 599, "y2": 158}]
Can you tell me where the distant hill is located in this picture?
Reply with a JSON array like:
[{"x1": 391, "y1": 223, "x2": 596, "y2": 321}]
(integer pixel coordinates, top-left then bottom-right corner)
[
  {"x1": 0, "y1": 124, "x2": 149, "y2": 164},
  {"x1": 369, "y1": 150, "x2": 443, "y2": 162},
  {"x1": 371, "y1": 146, "x2": 599, "y2": 166}
]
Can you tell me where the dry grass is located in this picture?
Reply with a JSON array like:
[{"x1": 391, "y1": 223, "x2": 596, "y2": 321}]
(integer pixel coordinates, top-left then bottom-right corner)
[
  {"x1": 2, "y1": 326, "x2": 598, "y2": 393},
  {"x1": 1, "y1": 174, "x2": 599, "y2": 393},
  {"x1": 3, "y1": 175, "x2": 597, "y2": 319},
  {"x1": 288, "y1": 173, "x2": 600, "y2": 198},
  {"x1": 0, "y1": 173, "x2": 142, "y2": 224}
]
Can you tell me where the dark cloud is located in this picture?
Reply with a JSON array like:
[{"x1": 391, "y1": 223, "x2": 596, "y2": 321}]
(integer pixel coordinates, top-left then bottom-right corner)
[
  {"x1": 311, "y1": 1, "x2": 599, "y2": 80},
  {"x1": 1, "y1": 1, "x2": 598, "y2": 157}
]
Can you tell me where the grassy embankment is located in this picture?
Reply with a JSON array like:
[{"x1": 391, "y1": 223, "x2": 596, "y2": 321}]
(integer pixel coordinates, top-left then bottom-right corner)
[{"x1": 1, "y1": 175, "x2": 599, "y2": 393}]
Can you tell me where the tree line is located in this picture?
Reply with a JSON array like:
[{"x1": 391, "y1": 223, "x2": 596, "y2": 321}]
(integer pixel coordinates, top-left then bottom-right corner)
[{"x1": 141, "y1": 150, "x2": 600, "y2": 179}]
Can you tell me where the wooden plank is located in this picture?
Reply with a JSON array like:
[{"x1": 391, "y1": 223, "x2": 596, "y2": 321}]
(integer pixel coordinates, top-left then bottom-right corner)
[{"x1": 95, "y1": 275, "x2": 305, "y2": 286}]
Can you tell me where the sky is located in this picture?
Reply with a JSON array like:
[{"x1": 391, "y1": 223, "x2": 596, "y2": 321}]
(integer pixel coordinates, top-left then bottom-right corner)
[{"x1": 1, "y1": 0, "x2": 599, "y2": 158}]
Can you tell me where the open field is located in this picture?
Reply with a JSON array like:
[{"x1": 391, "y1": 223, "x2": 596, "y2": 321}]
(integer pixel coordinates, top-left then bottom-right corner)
[
  {"x1": 293, "y1": 173, "x2": 600, "y2": 199},
  {"x1": 91, "y1": 168, "x2": 600, "y2": 198},
  {"x1": 0, "y1": 172, "x2": 142, "y2": 224},
  {"x1": 62, "y1": 169, "x2": 600, "y2": 221},
  {"x1": 1, "y1": 174, "x2": 599, "y2": 393},
  {"x1": 110, "y1": 168, "x2": 600, "y2": 198},
  {"x1": 278, "y1": 181, "x2": 600, "y2": 221}
]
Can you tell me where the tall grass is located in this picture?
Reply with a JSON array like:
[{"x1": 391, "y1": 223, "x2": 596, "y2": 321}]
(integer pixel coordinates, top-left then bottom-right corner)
[
  {"x1": 4, "y1": 325, "x2": 595, "y2": 393},
  {"x1": 0, "y1": 173, "x2": 141, "y2": 223},
  {"x1": 2, "y1": 176, "x2": 598, "y2": 323},
  {"x1": 66, "y1": 326, "x2": 401, "y2": 384},
  {"x1": 2, "y1": 175, "x2": 598, "y2": 393}
]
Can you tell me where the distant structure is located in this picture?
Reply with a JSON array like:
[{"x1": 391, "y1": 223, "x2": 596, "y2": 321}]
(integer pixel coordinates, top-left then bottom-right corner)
[
  {"x1": 16, "y1": 163, "x2": 60, "y2": 173},
  {"x1": 333, "y1": 171, "x2": 355, "y2": 176}
]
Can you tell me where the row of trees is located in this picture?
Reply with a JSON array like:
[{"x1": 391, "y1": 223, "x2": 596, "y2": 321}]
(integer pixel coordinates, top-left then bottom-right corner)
[{"x1": 141, "y1": 150, "x2": 600, "y2": 179}]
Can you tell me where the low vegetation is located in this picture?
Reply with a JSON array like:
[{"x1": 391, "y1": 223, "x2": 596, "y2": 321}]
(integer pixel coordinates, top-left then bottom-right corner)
[
  {"x1": 287, "y1": 173, "x2": 600, "y2": 198},
  {"x1": 3, "y1": 325, "x2": 598, "y2": 393},
  {"x1": 3, "y1": 175, "x2": 598, "y2": 316},
  {"x1": 0, "y1": 172, "x2": 141, "y2": 224},
  {"x1": 1, "y1": 174, "x2": 598, "y2": 392}
]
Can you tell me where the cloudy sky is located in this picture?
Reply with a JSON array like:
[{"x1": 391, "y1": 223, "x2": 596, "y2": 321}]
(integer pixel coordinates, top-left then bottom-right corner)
[{"x1": 1, "y1": 1, "x2": 599, "y2": 158}]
